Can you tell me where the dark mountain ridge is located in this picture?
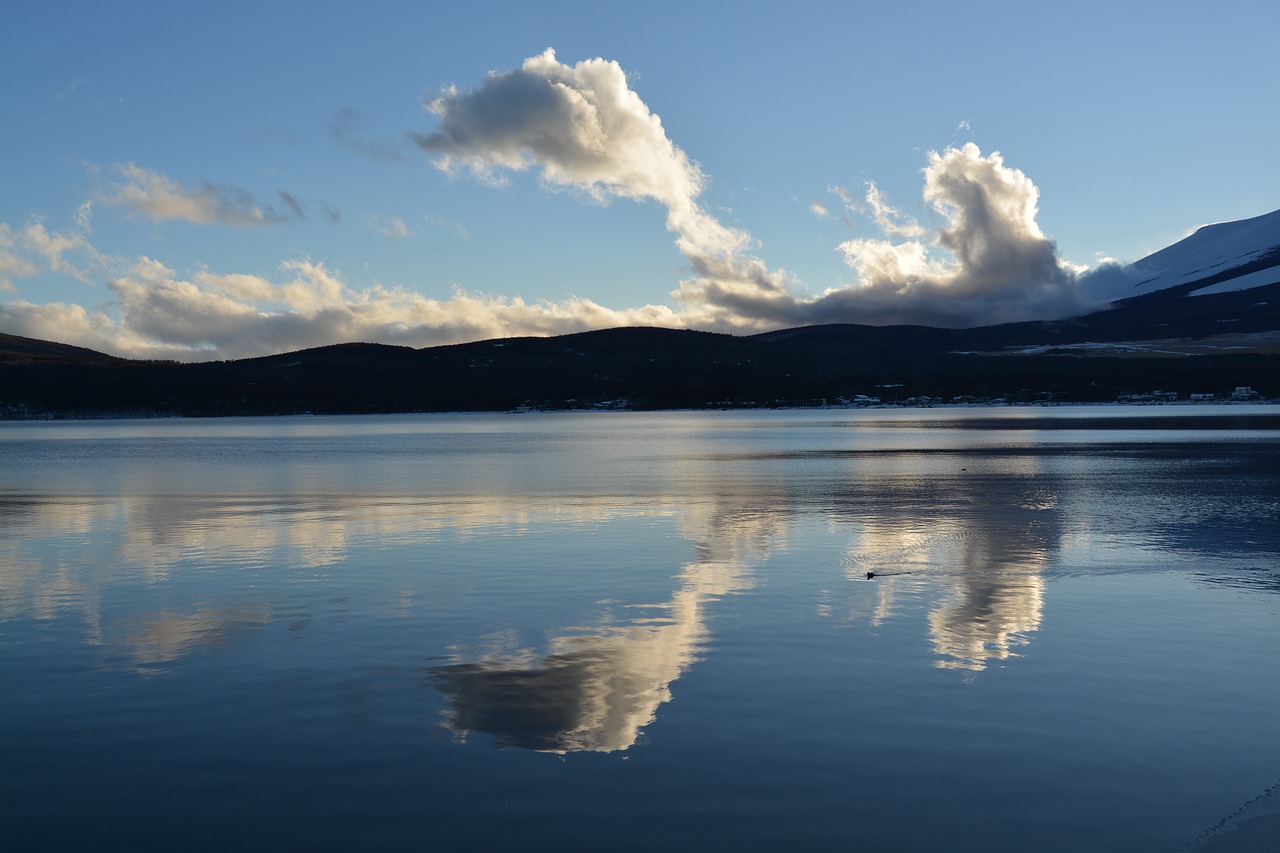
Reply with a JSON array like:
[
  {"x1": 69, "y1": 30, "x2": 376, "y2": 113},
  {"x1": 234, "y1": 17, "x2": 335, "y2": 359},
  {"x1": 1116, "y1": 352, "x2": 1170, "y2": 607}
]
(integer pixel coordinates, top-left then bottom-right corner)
[
  {"x1": 3, "y1": 211, "x2": 1278, "y2": 417},
  {"x1": 3, "y1": 285, "x2": 1277, "y2": 417}
]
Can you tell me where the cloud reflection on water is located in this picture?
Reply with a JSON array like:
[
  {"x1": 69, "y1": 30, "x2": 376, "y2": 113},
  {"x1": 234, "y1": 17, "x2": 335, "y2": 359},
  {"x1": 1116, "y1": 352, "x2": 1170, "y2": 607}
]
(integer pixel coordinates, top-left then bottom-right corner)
[
  {"x1": 3, "y1": 430, "x2": 1249, "y2": 746},
  {"x1": 924, "y1": 499, "x2": 1055, "y2": 673},
  {"x1": 430, "y1": 547, "x2": 756, "y2": 753},
  {"x1": 834, "y1": 460, "x2": 1061, "y2": 672},
  {"x1": 2, "y1": 469, "x2": 1058, "y2": 716},
  {"x1": 112, "y1": 603, "x2": 272, "y2": 672}
]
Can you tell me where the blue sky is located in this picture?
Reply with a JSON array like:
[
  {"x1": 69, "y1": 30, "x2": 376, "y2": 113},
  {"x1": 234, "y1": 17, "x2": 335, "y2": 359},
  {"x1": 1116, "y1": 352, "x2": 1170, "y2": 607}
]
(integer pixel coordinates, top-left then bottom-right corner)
[{"x1": 3, "y1": 0, "x2": 1277, "y2": 360}]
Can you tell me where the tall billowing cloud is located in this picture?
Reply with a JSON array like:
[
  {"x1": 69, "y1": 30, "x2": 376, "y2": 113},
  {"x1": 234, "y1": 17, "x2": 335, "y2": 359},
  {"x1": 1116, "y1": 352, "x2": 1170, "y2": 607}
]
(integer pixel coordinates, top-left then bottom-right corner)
[
  {"x1": 414, "y1": 49, "x2": 700, "y2": 204},
  {"x1": 412, "y1": 48, "x2": 793, "y2": 331},
  {"x1": 822, "y1": 144, "x2": 1091, "y2": 326}
]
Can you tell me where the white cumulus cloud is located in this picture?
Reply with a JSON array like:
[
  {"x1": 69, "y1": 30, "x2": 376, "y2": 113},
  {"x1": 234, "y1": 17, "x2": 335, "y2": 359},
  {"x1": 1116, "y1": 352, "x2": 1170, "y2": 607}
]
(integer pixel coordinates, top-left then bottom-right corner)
[
  {"x1": 413, "y1": 48, "x2": 794, "y2": 332},
  {"x1": 0, "y1": 218, "x2": 112, "y2": 288},
  {"x1": 637, "y1": 139, "x2": 1096, "y2": 331},
  {"x1": 822, "y1": 144, "x2": 1093, "y2": 326}
]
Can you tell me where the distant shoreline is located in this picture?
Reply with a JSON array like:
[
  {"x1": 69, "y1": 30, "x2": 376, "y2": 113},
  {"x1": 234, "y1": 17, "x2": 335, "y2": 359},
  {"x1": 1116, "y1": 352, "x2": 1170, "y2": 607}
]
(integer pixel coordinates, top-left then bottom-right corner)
[{"x1": 4, "y1": 399, "x2": 1278, "y2": 423}]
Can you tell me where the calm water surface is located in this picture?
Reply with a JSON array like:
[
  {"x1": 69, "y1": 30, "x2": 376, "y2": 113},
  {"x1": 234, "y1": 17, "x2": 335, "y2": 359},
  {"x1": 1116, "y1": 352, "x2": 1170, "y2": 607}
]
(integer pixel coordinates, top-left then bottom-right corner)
[{"x1": 2, "y1": 406, "x2": 1277, "y2": 851}]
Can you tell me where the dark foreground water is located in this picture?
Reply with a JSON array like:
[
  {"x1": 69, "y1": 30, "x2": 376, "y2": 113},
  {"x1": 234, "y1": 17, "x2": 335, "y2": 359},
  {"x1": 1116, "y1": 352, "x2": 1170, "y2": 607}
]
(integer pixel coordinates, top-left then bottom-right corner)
[{"x1": 2, "y1": 406, "x2": 1277, "y2": 852}]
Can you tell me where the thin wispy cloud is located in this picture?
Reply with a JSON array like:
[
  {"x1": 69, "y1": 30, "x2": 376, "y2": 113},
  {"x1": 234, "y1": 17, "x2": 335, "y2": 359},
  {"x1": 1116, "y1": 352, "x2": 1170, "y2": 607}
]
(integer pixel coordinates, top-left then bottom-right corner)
[
  {"x1": 56, "y1": 78, "x2": 91, "y2": 100},
  {"x1": 331, "y1": 107, "x2": 405, "y2": 163},
  {"x1": 366, "y1": 214, "x2": 414, "y2": 240},
  {"x1": 424, "y1": 213, "x2": 470, "y2": 239},
  {"x1": 100, "y1": 164, "x2": 318, "y2": 226},
  {"x1": 862, "y1": 183, "x2": 926, "y2": 238}
]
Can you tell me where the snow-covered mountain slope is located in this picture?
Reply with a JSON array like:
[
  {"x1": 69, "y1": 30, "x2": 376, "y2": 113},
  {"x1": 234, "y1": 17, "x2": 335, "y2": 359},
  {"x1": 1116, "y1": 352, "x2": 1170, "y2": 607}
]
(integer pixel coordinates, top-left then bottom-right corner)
[{"x1": 1109, "y1": 208, "x2": 1280, "y2": 300}]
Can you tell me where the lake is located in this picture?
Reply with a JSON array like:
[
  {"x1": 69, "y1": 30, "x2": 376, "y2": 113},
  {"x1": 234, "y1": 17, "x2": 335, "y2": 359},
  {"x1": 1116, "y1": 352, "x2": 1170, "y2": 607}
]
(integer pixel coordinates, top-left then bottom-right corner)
[{"x1": 2, "y1": 406, "x2": 1277, "y2": 851}]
